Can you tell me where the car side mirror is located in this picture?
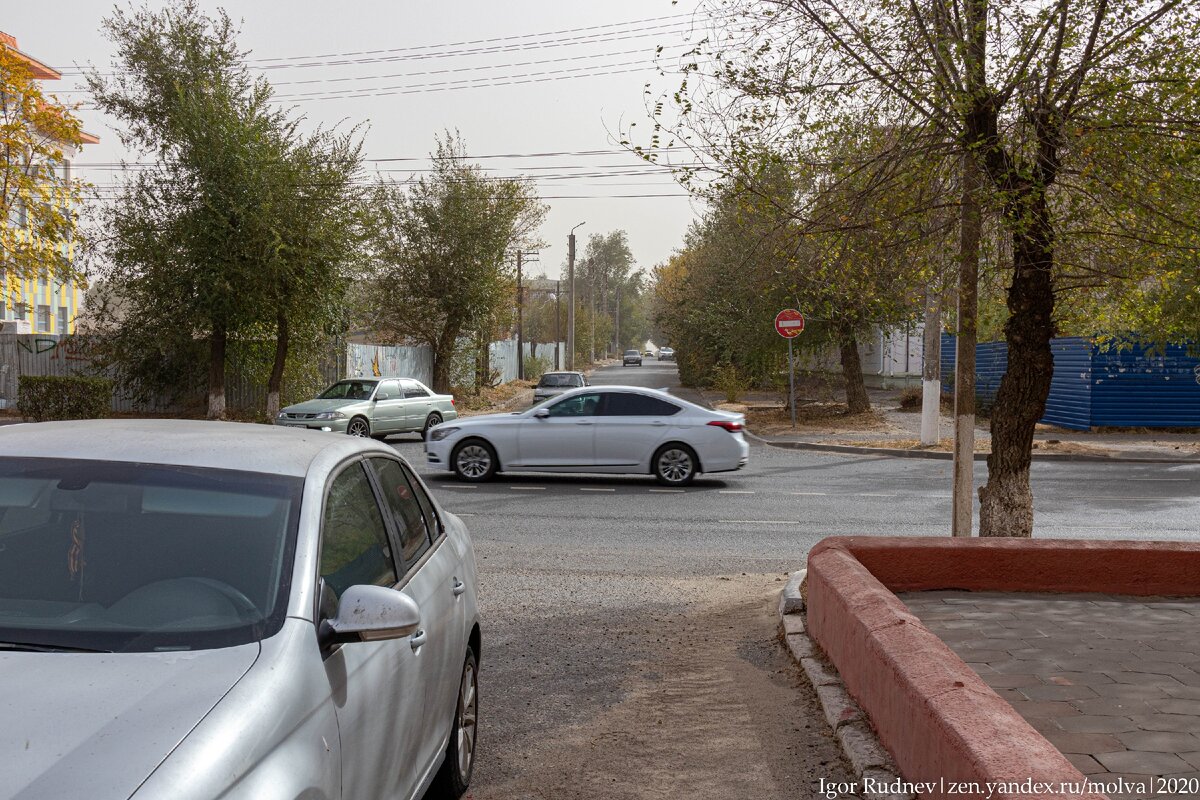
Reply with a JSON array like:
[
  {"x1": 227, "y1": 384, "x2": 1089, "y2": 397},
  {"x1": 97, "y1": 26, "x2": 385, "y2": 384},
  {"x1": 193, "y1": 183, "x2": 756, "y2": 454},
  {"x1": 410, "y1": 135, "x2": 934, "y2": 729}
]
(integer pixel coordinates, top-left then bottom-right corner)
[
  {"x1": 534, "y1": 408, "x2": 550, "y2": 419},
  {"x1": 375, "y1": 393, "x2": 389, "y2": 401},
  {"x1": 318, "y1": 584, "x2": 421, "y2": 647}
]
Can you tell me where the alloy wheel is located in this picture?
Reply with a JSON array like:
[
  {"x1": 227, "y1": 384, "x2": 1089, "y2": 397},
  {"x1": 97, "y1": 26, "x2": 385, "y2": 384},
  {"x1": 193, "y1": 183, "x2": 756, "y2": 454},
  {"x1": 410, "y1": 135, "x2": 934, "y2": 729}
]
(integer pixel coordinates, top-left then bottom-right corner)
[
  {"x1": 455, "y1": 660, "x2": 478, "y2": 782},
  {"x1": 657, "y1": 448, "x2": 693, "y2": 483},
  {"x1": 456, "y1": 445, "x2": 492, "y2": 479},
  {"x1": 347, "y1": 418, "x2": 370, "y2": 437}
]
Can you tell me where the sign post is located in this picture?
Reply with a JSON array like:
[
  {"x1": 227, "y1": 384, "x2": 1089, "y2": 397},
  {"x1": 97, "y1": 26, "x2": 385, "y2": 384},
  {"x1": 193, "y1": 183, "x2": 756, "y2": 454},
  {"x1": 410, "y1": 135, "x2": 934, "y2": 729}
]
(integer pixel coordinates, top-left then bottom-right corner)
[{"x1": 774, "y1": 309, "x2": 806, "y2": 428}]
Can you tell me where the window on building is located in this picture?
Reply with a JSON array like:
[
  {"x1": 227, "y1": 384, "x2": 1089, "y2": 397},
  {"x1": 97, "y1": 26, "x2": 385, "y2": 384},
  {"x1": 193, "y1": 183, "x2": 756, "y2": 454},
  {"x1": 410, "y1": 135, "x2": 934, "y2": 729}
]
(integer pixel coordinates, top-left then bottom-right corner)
[
  {"x1": 57, "y1": 306, "x2": 69, "y2": 333},
  {"x1": 13, "y1": 304, "x2": 26, "y2": 322},
  {"x1": 36, "y1": 305, "x2": 50, "y2": 331}
]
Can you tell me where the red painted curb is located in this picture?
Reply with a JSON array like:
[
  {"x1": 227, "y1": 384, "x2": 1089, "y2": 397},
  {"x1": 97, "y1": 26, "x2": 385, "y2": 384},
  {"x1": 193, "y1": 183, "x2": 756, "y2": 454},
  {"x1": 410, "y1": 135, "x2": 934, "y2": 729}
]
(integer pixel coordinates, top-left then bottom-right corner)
[{"x1": 805, "y1": 537, "x2": 1200, "y2": 799}]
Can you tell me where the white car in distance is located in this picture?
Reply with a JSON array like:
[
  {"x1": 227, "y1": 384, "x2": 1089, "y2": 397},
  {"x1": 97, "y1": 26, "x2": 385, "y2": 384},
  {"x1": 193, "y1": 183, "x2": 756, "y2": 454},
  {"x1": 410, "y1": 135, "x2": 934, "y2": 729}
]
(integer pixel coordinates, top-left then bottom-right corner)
[{"x1": 425, "y1": 386, "x2": 748, "y2": 486}]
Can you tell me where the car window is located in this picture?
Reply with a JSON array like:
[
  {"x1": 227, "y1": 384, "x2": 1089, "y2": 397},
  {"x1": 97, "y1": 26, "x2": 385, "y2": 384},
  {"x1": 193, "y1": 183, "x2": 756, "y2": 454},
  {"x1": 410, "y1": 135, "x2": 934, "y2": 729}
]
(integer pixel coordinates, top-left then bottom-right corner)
[
  {"x1": 320, "y1": 463, "x2": 397, "y2": 600},
  {"x1": 402, "y1": 380, "x2": 430, "y2": 398},
  {"x1": 538, "y1": 373, "x2": 580, "y2": 388},
  {"x1": 625, "y1": 350, "x2": 639, "y2": 356},
  {"x1": 402, "y1": 463, "x2": 440, "y2": 541},
  {"x1": 368, "y1": 458, "x2": 432, "y2": 568},
  {"x1": 0, "y1": 458, "x2": 299, "y2": 653},
  {"x1": 318, "y1": 380, "x2": 377, "y2": 401},
  {"x1": 602, "y1": 392, "x2": 682, "y2": 416},
  {"x1": 377, "y1": 380, "x2": 401, "y2": 400},
  {"x1": 547, "y1": 392, "x2": 603, "y2": 417}
]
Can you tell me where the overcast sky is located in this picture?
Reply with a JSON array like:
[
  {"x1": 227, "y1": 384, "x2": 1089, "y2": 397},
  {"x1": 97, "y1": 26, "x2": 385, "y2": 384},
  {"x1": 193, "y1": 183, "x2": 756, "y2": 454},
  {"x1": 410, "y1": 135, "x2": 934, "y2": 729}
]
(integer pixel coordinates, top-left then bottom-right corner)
[{"x1": 6, "y1": 0, "x2": 712, "y2": 279}]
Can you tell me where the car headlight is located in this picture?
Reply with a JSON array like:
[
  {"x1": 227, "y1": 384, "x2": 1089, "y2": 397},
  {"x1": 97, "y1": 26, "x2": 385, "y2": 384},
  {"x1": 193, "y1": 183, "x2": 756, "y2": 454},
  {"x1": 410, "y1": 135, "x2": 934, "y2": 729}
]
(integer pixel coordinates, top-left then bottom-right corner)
[
  {"x1": 277, "y1": 412, "x2": 287, "y2": 419},
  {"x1": 429, "y1": 426, "x2": 460, "y2": 442},
  {"x1": 314, "y1": 411, "x2": 346, "y2": 420}
]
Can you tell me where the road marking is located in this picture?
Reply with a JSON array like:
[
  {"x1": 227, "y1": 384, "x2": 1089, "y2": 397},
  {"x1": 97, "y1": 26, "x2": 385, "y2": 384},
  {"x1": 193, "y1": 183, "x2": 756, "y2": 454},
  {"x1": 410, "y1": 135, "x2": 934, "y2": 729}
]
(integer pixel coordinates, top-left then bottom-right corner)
[
  {"x1": 649, "y1": 488, "x2": 685, "y2": 493},
  {"x1": 720, "y1": 519, "x2": 794, "y2": 525},
  {"x1": 510, "y1": 486, "x2": 546, "y2": 491},
  {"x1": 1127, "y1": 477, "x2": 1191, "y2": 481},
  {"x1": 857, "y1": 493, "x2": 898, "y2": 497},
  {"x1": 440, "y1": 485, "x2": 478, "y2": 490},
  {"x1": 1064, "y1": 495, "x2": 1194, "y2": 501},
  {"x1": 579, "y1": 487, "x2": 616, "y2": 492},
  {"x1": 790, "y1": 491, "x2": 827, "y2": 496},
  {"x1": 718, "y1": 490, "x2": 754, "y2": 494}
]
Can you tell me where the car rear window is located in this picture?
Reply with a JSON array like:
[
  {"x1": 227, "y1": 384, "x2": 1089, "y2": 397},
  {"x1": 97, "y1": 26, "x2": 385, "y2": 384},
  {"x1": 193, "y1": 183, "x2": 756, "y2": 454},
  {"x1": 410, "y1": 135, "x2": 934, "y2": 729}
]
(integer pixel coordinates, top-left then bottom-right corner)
[{"x1": 538, "y1": 374, "x2": 582, "y2": 388}]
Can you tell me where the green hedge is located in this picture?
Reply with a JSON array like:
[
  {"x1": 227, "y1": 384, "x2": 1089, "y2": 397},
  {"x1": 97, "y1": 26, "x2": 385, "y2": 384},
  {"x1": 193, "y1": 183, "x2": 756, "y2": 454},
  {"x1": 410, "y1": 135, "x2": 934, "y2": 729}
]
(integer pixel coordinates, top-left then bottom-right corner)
[{"x1": 17, "y1": 375, "x2": 114, "y2": 422}]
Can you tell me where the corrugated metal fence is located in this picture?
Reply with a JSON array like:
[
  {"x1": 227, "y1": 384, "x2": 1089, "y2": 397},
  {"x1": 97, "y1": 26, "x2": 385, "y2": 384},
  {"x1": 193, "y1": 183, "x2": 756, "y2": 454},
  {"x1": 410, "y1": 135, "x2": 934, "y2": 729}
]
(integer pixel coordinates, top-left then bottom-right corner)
[{"x1": 941, "y1": 334, "x2": 1199, "y2": 430}]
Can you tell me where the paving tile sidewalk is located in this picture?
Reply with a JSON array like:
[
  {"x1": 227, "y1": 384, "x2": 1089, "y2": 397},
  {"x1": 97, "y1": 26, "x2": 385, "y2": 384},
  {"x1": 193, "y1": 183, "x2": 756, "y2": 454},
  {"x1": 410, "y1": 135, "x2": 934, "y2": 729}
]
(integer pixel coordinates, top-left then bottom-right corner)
[{"x1": 900, "y1": 590, "x2": 1200, "y2": 800}]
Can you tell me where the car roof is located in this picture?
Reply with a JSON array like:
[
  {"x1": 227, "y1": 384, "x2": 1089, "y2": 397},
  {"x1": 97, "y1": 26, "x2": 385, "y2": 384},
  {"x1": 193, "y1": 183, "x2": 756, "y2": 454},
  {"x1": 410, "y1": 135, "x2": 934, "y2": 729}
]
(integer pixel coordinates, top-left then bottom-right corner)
[
  {"x1": 0, "y1": 419, "x2": 394, "y2": 478},
  {"x1": 541, "y1": 371, "x2": 584, "y2": 377}
]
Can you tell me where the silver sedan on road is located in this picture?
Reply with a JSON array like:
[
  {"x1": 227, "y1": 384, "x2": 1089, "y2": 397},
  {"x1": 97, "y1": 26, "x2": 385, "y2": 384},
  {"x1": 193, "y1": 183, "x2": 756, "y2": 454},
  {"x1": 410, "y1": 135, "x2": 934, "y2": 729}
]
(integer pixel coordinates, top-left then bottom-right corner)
[
  {"x1": 425, "y1": 385, "x2": 749, "y2": 485},
  {"x1": 278, "y1": 377, "x2": 457, "y2": 438},
  {"x1": 0, "y1": 420, "x2": 480, "y2": 800}
]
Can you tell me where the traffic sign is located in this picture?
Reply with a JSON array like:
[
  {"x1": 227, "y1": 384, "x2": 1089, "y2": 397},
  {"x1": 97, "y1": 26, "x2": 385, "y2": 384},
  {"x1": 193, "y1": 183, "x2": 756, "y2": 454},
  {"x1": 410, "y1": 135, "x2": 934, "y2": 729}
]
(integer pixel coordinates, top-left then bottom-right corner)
[{"x1": 774, "y1": 309, "x2": 805, "y2": 338}]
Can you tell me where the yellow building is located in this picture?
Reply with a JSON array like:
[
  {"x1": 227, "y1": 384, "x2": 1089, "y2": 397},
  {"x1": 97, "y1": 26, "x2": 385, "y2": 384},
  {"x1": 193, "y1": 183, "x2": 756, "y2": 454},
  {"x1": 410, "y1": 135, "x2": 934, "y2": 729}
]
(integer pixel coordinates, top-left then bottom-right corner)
[{"x1": 1, "y1": 31, "x2": 98, "y2": 335}]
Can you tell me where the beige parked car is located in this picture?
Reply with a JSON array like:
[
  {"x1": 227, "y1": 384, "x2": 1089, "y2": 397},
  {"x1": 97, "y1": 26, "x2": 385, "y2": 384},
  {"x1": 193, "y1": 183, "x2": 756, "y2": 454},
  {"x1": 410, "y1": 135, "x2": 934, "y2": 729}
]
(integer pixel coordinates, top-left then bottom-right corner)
[{"x1": 276, "y1": 378, "x2": 457, "y2": 439}]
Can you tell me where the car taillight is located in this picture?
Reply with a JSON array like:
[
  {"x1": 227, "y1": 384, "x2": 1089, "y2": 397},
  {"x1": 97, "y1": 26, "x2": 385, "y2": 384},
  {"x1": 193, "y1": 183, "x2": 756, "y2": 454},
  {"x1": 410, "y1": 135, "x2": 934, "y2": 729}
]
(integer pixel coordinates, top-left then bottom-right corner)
[
  {"x1": 707, "y1": 420, "x2": 743, "y2": 432},
  {"x1": 450, "y1": 398, "x2": 455, "y2": 406}
]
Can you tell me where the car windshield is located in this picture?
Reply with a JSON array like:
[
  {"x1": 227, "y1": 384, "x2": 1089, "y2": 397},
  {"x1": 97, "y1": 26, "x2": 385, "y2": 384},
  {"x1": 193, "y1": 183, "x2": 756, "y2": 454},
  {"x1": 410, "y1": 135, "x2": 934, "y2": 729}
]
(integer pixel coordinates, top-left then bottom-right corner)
[
  {"x1": 0, "y1": 458, "x2": 301, "y2": 653},
  {"x1": 318, "y1": 380, "x2": 377, "y2": 400},
  {"x1": 538, "y1": 374, "x2": 583, "y2": 388},
  {"x1": 625, "y1": 350, "x2": 639, "y2": 356}
]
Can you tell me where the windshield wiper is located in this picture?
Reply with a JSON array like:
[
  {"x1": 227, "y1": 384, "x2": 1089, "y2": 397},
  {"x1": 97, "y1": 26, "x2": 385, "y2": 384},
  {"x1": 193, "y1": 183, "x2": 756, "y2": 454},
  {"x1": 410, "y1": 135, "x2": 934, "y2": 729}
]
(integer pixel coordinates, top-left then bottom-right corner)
[{"x1": 0, "y1": 641, "x2": 112, "y2": 654}]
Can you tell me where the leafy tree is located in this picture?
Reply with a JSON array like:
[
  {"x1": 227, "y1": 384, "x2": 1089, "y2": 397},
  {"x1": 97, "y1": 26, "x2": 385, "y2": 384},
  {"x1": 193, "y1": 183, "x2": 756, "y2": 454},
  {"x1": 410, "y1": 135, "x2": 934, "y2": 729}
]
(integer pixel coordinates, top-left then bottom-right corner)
[
  {"x1": 1, "y1": 41, "x2": 87, "y2": 290},
  {"x1": 641, "y1": 0, "x2": 1200, "y2": 536},
  {"x1": 88, "y1": 1, "x2": 287, "y2": 418},
  {"x1": 368, "y1": 132, "x2": 545, "y2": 392}
]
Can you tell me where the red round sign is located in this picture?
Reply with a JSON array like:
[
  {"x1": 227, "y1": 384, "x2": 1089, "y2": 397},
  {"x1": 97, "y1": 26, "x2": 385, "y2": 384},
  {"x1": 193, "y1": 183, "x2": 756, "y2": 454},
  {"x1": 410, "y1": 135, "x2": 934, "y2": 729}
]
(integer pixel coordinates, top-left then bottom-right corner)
[{"x1": 774, "y1": 309, "x2": 805, "y2": 338}]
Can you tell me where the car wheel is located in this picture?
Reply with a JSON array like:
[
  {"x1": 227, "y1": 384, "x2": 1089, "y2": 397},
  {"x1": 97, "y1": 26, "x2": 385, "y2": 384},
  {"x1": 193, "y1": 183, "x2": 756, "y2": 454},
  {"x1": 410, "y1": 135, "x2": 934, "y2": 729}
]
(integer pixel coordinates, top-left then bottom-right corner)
[
  {"x1": 428, "y1": 647, "x2": 478, "y2": 799},
  {"x1": 452, "y1": 439, "x2": 498, "y2": 482},
  {"x1": 346, "y1": 416, "x2": 371, "y2": 438},
  {"x1": 423, "y1": 411, "x2": 443, "y2": 436},
  {"x1": 653, "y1": 443, "x2": 698, "y2": 486}
]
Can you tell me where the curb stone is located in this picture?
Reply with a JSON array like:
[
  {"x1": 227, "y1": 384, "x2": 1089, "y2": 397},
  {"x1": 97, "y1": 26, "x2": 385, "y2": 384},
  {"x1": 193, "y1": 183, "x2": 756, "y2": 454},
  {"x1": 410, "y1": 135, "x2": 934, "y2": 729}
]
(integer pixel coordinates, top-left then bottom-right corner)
[
  {"x1": 780, "y1": 571, "x2": 915, "y2": 800},
  {"x1": 746, "y1": 429, "x2": 1199, "y2": 464}
]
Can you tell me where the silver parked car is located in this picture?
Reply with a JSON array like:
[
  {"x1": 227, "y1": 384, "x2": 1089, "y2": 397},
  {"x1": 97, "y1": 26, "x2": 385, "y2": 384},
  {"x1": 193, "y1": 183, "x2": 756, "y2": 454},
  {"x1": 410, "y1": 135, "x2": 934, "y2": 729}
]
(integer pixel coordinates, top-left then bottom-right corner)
[
  {"x1": 278, "y1": 377, "x2": 457, "y2": 439},
  {"x1": 532, "y1": 371, "x2": 588, "y2": 403},
  {"x1": 426, "y1": 385, "x2": 749, "y2": 486},
  {"x1": 0, "y1": 420, "x2": 480, "y2": 800}
]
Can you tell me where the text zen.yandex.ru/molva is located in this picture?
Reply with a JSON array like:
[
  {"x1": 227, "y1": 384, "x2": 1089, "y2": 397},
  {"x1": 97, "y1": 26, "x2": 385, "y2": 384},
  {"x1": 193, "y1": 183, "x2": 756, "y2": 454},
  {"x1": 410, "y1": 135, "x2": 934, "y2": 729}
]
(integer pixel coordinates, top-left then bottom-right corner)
[{"x1": 819, "y1": 775, "x2": 1198, "y2": 798}]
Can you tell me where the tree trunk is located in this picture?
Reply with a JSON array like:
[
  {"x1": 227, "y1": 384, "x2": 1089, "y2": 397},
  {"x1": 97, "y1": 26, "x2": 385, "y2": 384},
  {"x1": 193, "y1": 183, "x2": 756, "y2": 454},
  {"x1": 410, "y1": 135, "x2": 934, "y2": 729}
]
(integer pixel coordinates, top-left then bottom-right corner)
[
  {"x1": 266, "y1": 310, "x2": 289, "y2": 420},
  {"x1": 920, "y1": 286, "x2": 942, "y2": 445},
  {"x1": 978, "y1": 193, "x2": 1056, "y2": 538},
  {"x1": 207, "y1": 325, "x2": 227, "y2": 420},
  {"x1": 838, "y1": 327, "x2": 871, "y2": 414},
  {"x1": 430, "y1": 324, "x2": 461, "y2": 395}
]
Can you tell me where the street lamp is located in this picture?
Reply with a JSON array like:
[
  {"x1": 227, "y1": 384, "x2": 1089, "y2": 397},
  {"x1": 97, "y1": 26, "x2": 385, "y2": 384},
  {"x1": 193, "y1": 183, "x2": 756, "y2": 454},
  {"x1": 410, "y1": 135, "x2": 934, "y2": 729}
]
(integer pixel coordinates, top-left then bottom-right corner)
[{"x1": 567, "y1": 222, "x2": 585, "y2": 371}]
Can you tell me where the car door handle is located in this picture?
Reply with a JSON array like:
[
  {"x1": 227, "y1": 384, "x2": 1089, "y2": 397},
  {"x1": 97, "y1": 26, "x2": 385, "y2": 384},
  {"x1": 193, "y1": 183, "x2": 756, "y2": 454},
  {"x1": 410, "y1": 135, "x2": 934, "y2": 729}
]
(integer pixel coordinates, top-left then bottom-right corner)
[
  {"x1": 410, "y1": 629, "x2": 427, "y2": 650},
  {"x1": 575, "y1": 420, "x2": 594, "y2": 425},
  {"x1": 651, "y1": 421, "x2": 667, "y2": 426},
  {"x1": 452, "y1": 579, "x2": 467, "y2": 596}
]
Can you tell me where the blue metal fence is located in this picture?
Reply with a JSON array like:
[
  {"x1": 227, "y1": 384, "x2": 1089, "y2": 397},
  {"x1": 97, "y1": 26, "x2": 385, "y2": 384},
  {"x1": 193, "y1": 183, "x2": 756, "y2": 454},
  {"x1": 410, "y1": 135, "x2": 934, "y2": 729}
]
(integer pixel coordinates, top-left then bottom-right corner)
[{"x1": 940, "y1": 334, "x2": 1200, "y2": 430}]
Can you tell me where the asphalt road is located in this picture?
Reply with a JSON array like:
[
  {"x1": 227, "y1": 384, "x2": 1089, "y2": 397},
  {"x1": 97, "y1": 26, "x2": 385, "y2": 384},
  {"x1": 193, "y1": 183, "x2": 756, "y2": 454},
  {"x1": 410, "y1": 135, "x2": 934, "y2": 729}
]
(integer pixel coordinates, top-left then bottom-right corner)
[{"x1": 391, "y1": 360, "x2": 1200, "y2": 799}]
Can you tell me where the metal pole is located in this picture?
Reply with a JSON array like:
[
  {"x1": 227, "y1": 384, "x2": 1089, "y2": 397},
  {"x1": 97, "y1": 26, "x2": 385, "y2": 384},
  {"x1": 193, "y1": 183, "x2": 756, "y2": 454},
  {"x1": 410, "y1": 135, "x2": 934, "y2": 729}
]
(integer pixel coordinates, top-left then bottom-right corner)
[
  {"x1": 953, "y1": 152, "x2": 981, "y2": 537},
  {"x1": 568, "y1": 223, "x2": 584, "y2": 371},
  {"x1": 516, "y1": 251, "x2": 524, "y2": 380},
  {"x1": 555, "y1": 280, "x2": 561, "y2": 370},
  {"x1": 788, "y1": 337, "x2": 796, "y2": 429}
]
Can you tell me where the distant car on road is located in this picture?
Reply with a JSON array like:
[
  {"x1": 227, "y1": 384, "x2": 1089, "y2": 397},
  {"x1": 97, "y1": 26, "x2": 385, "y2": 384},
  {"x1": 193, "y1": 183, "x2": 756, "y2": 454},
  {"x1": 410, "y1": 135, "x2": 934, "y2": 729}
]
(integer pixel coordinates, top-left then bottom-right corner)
[
  {"x1": 643, "y1": 350, "x2": 654, "y2": 358},
  {"x1": 659, "y1": 347, "x2": 675, "y2": 362},
  {"x1": 425, "y1": 385, "x2": 748, "y2": 486},
  {"x1": 622, "y1": 349, "x2": 643, "y2": 367},
  {"x1": 277, "y1": 377, "x2": 456, "y2": 439},
  {"x1": 0, "y1": 419, "x2": 481, "y2": 800},
  {"x1": 533, "y1": 371, "x2": 588, "y2": 404}
]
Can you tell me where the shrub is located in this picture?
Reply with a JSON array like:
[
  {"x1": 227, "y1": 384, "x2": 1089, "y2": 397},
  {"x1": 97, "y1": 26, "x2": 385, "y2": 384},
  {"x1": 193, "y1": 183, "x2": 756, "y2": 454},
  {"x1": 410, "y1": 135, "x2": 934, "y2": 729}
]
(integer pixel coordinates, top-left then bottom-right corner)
[
  {"x1": 524, "y1": 354, "x2": 551, "y2": 382},
  {"x1": 17, "y1": 375, "x2": 114, "y2": 422},
  {"x1": 898, "y1": 385, "x2": 923, "y2": 410},
  {"x1": 711, "y1": 362, "x2": 748, "y2": 404}
]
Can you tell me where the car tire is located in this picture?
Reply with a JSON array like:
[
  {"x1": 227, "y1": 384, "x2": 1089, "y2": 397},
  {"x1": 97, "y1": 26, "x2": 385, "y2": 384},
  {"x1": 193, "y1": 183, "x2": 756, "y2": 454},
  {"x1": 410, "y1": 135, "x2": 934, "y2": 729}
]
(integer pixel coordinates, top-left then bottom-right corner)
[
  {"x1": 423, "y1": 411, "x2": 443, "y2": 436},
  {"x1": 653, "y1": 443, "x2": 699, "y2": 486},
  {"x1": 346, "y1": 416, "x2": 371, "y2": 438},
  {"x1": 452, "y1": 439, "x2": 498, "y2": 482},
  {"x1": 428, "y1": 646, "x2": 478, "y2": 800}
]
